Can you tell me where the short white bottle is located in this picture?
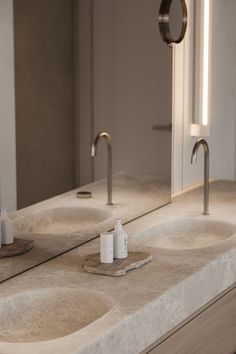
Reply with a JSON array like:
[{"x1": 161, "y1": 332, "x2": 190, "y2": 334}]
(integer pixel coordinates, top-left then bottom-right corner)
[
  {"x1": 113, "y1": 219, "x2": 128, "y2": 259},
  {"x1": 100, "y1": 232, "x2": 113, "y2": 264},
  {"x1": 1, "y1": 207, "x2": 14, "y2": 245}
]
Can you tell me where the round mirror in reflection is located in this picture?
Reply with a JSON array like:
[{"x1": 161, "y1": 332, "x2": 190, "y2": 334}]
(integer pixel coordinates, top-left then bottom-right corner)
[
  {"x1": 169, "y1": 0, "x2": 186, "y2": 42},
  {"x1": 159, "y1": 0, "x2": 187, "y2": 45}
]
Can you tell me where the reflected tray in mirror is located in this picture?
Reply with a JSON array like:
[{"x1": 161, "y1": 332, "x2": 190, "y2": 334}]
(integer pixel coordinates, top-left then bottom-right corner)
[{"x1": 0, "y1": 238, "x2": 34, "y2": 258}]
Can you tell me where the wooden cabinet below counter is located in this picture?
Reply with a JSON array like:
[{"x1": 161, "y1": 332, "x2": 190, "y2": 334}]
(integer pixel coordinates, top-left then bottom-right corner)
[{"x1": 144, "y1": 285, "x2": 236, "y2": 354}]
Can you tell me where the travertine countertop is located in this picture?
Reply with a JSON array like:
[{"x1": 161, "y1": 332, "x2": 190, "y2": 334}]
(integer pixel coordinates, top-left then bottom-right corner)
[
  {"x1": 0, "y1": 180, "x2": 236, "y2": 354},
  {"x1": 0, "y1": 173, "x2": 170, "y2": 282}
]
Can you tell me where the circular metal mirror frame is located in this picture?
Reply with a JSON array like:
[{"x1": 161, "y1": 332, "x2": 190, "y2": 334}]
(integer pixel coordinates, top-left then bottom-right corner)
[{"x1": 158, "y1": 0, "x2": 188, "y2": 46}]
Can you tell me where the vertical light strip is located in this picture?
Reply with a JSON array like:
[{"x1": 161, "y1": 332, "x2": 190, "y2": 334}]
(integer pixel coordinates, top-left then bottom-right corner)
[{"x1": 202, "y1": 0, "x2": 210, "y2": 126}]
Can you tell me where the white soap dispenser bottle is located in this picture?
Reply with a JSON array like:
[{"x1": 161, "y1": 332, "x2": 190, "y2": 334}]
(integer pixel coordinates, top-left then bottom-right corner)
[
  {"x1": 1, "y1": 207, "x2": 14, "y2": 245},
  {"x1": 113, "y1": 219, "x2": 128, "y2": 259}
]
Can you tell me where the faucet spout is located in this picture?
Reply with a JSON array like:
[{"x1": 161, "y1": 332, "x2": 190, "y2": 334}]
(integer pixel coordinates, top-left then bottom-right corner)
[
  {"x1": 91, "y1": 131, "x2": 113, "y2": 205},
  {"x1": 191, "y1": 138, "x2": 210, "y2": 215}
]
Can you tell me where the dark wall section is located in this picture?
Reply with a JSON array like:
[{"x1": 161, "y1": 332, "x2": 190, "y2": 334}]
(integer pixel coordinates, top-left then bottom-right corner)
[{"x1": 14, "y1": 0, "x2": 76, "y2": 209}]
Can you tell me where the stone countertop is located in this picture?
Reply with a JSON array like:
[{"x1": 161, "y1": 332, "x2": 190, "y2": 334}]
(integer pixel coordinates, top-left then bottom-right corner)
[
  {"x1": 0, "y1": 180, "x2": 236, "y2": 353},
  {"x1": 11, "y1": 173, "x2": 170, "y2": 225},
  {"x1": 0, "y1": 173, "x2": 170, "y2": 282}
]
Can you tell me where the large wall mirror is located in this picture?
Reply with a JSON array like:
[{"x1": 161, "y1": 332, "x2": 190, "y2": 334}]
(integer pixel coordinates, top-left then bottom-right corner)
[
  {"x1": 13, "y1": 0, "x2": 172, "y2": 209},
  {"x1": 172, "y1": 0, "x2": 236, "y2": 197},
  {"x1": 0, "y1": 0, "x2": 179, "y2": 282}
]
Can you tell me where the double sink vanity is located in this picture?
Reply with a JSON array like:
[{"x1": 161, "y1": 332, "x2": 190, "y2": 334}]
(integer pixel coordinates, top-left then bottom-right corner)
[
  {"x1": 1, "y1": 0, "x2": 236, "y2": 352},
  {"x1": 0, "y1": 179, "x2": 235, "y2": 353}
]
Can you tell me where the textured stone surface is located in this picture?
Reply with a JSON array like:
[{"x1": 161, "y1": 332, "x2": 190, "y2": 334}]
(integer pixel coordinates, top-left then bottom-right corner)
[
  {"x1": 0, "y1": 173, "x2": 170, "y2": 282},
  {"x1": 15, "y1": 207, "x2": 112, "y2": 235},
  {"x1": 135, "y1": 217, "x2": 236, "y2": 250},
  {"x1": 0, "y1": 238, "x2": 34, "y2": 258},
  {"x1": 0, "y1": 288, "x2": 112, "y2": 343},
  {"x1": 0, "y1": 180, "x2": 235, "y2": 354},
  {"x1": 83, "y1": 251, "x2": 152, "y2": 276}
]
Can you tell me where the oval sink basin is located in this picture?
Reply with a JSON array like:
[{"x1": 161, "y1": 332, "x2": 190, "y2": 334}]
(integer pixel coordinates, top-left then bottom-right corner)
[
  {"x1": 0, "y1": 288, "x2": 112, "y2": 342},
  {"x1": 135, "y1": 218, "x2": 236, "y2": 250},
  {"x1": 15, "y1": 207, "x2": 112, "y2": 235}
]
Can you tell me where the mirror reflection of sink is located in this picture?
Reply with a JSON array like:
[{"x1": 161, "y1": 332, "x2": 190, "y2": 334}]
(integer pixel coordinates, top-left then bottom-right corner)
[
  {"x1": 15, "y1": 207, "x2": 112, "y2": 235},
  {"x1": 135, "y1": 218, "x2": 236, "y2": 250},
  {"x1": 0, "y1": 288, "x2": 112, "y2": 342}
]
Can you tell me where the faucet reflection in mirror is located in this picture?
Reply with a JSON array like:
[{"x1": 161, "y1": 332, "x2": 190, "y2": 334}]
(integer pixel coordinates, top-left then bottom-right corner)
[
  {"x1": 191, "y1": 138, "x2": 210, "y2": 215},
  {"x1": 91, "y1": 132, "x2": 113, "y2": 206}
]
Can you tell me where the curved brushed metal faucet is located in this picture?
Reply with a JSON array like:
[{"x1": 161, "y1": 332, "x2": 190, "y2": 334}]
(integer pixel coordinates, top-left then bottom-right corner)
[
  {"x1": 91, "y1": 131, "x2": 113, "y2": 205},
  {"x1": 191, "y1": 138, "x2": 210, "y2": 215}
]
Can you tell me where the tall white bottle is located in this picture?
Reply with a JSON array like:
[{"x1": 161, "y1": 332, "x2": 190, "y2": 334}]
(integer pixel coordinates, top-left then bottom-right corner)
[
  {"x1": 1, "y1": 208, "x2": 14, "y2": 245},
  {"x1": 100, "y1": 232, "x2": 113, "y2": 264},
  {"x1": 113, "y1": 219, "x2": 128, "y2": 259}
]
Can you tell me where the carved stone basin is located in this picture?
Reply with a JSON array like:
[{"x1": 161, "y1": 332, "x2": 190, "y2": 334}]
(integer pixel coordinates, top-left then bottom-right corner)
[
  {"x1": 0, "y1": 288, "x2": 112, "y2": 342},
  {"x1": 135, "y1": 218, "x2": 236, "y2": 250},
  {"x1": 15, "y1": 207, "x2": 112, "y2": 235}
]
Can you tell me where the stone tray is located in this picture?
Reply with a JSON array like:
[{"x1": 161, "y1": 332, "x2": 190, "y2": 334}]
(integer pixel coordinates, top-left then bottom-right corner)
[
  {"x1": 0, "y1": 238, "x2": 34, "y2": 258},
  {"x1": 83, "y1": 251, "x2": 152, "y2": 277}
]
